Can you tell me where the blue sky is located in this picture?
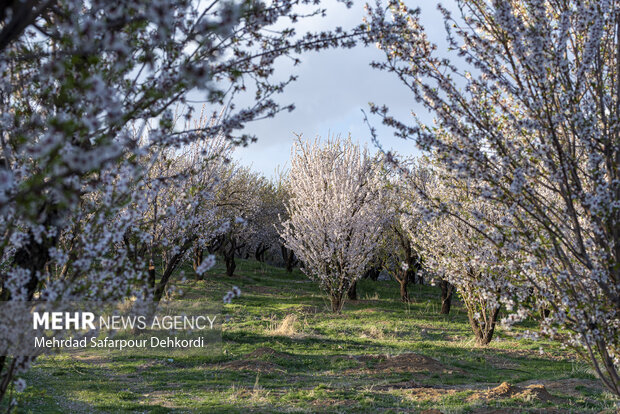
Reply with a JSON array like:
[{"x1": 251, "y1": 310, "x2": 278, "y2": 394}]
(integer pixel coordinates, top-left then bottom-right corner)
[{"x1": 230, "y1": 1, "x2": 456, "y2": 178}]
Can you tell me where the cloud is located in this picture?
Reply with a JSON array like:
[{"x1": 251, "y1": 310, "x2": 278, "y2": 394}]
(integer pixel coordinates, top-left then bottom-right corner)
[{"x1": 227, "y1": 0, "x2": 459, "y2": 177}]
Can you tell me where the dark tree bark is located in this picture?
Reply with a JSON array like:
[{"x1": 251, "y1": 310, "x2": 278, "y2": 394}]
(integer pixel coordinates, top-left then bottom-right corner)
[
  {"x1": 398, "y1": 275, "x2": 409, "y2": 302},
  {"x1": 347, "y1": 280, "x2": 357, "y2": 300},
  {"x1": 393, "y1": 266, "x2": 410, "y2": 302},
  {"x1": 225, "y1": 255, "x2": 236, "y2": 276},
  {"x1": 393, "y1": 258, "x2": 421, "y2": 303},
  {"x1": 0, "y1": 202, "x2": 58, "y2": 401},
  {"x1": 440, "y1": 280, "x2": 454, "y2": 314},
  {"x1": 468, "y1": 305, "x2": 501, "y2": 346},
  {"x1": 0, "y1": 203, "x2": 59, "y2": 301},
  {"x1": 134, "y1": 241, "x2": 194, "y2": 338},
  {"x1": 148, "y1": 260, "x2": 156, "y2": 289},
  {"x1": 363, "y1": 265, "x2": 380, "y2": 280},
  {"x1": 192, "y1": 247, "x2": 204, "y2": 279},
  {"x1": 153, "y1": 254, "x2": 182, "y2": 303},
  {"x1": 222, "y1": 236, "x2": 237, "y2": 276},
  {"x1": 152, "y1": 238, "x2": 195, "y2": 303},
  {"x1": 254, "y1": 245, "x2": 268, "y2": 262},
  {"x1": 392, "y1": 226, "x2": 423, "y2": 301},
  {"x1": 0, "y1": 0, "x2": 54, "y2": 53},
  {"x1": 207, "y1": 235, "x2": 223, "y2": 254},
  {"x1": 539, "y1": 303, "x2": 551, "y2": 321},
  {"x1": 280, "y1": 245, "x2": 298, "y2": 273}
]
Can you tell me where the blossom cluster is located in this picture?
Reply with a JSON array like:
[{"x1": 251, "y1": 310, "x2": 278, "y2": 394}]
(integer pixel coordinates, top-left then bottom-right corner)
[{"x1": 223, "y1": 286, "x2": 242, "y2": 304}]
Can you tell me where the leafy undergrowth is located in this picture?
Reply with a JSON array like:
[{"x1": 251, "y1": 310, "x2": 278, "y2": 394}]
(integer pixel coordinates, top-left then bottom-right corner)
[{"x1": 13, "y1": 259, "x2": 620, "y2": 413}]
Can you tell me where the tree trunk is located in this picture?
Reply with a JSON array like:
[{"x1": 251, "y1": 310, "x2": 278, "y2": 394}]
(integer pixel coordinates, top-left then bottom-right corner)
[
  {"x1": 225, "y1": 255, "x2": 236, "y2": 276},
  {"x1": 192, "y1": 247, "x2": 204, "y2": 280},
  {"x1": 222, "y1": 236, "x2": 236, "y2": 276},
  {"x1": 281, "y1": 245, "x2": 297, "y2": 272},
  {"x1": 192, "y1": 247, "x2": 203, "y2": 270},
  {"x1": 409, "y1": 254, "x2": 423, "y2": 284},
  {"x1": 440, "y1": 280, "x2": 453, "y2": 314},
  {"x1": 0, "y1": 204, "x2": 59, "y2": 301},
  {"x1": 347, "y1": 281, "x2": 357, "y2": 300},
  {"x1": 148, "y1": 260, "x2": 156, "y2": 289},
  {"x1": 286, "y1": 250, "x2": 296, "y2": 272},
  {"x1": 255, "y1": 245, "x2": 268, "y2": 262},
  {"x1": 399, "y1": 276, "x2": 409, "y2": 302},
  {"x1": 468, "y1": 305, "x2": 501, "y2": 345},
  {"x1": 153, "y1": 255, "x2": 183, "y2": 303},
  {"x1": 330, "y1": 293, "x2": 345, "y2": 313},
  {"x1": 280, "y1": 244, "x2": 287, "y2": 262},
  {"x1": 363, "y1": 265, "x2": 380, "y2": 280},
  {"x1": 207, "y1": 236, "x2": 223, "y2": 254},
  {"x1": 152, "y1": 238, "x2": 195, "y2": 302}
]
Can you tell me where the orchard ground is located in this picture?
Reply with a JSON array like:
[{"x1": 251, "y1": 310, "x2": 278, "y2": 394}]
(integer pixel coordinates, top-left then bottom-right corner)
[{"x1": 11, "y1": 260, "x2": 619, "y2": 413}]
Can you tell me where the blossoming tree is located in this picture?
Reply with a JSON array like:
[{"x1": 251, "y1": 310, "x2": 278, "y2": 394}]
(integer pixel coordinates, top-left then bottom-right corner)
[
  {"x1": 366, "y1": 0, "x2": 620, "y2": 394},
  {"x1": 377, "y1": 158, "x2": 423, "y2": 303},
  {"x1": 0, "y1": 0, "x2": 365, "y2": 401},
  {"x1": 406, "y1": 162, "x2": 519, "y2": 345},
  {"x1": 125, "y1": 112, "x2": 231, "y2": 302},
  {"x1": 279, "y1": 135, "x2": 385, "y2": 312},
  {"x1": 272, "y1": 171, "x2": 299, "y2": 272},
  {"x1": 245, "y1": 180, "x2": 285, "y2": 263}
]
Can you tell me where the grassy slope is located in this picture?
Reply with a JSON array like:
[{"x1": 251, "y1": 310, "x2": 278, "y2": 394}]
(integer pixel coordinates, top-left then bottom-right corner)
[{"x1": 13, "y1": 259, "x2": 619, "y2": 413}]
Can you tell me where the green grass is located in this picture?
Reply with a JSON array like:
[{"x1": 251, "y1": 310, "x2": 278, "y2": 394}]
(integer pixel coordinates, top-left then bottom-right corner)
[{"x1": 11, "y1": 259, "x2": 620, "y2": 413}]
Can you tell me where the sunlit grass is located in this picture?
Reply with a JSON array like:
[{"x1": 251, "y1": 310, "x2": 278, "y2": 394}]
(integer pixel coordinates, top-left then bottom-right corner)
[{"x1": 12, "y1": 258, "x2": 618, "y2": 413}]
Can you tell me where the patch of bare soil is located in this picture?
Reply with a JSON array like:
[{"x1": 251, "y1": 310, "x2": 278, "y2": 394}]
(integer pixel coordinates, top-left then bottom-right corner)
[
  {"x1": 216, "y1": 347, "x2": 293, "y2": 373},
  {"x1": 519, "y1": 378, "x2": 604, "y2": 398},
  {"x1": 219, "y1": 359, "x2": 285, "y2": 373},
  {"x1": 357, "y1": 353, "x2": 460, "y2": 374},
  {"x1": 403, "y1": 387, "x2": 457, "y2": 402},
  {"x1": 469, "y1": 381, "x2": 559, "y2": 403},
  {"x1": 245, "y1": 347, "x2": 292, "y2": 360}
]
